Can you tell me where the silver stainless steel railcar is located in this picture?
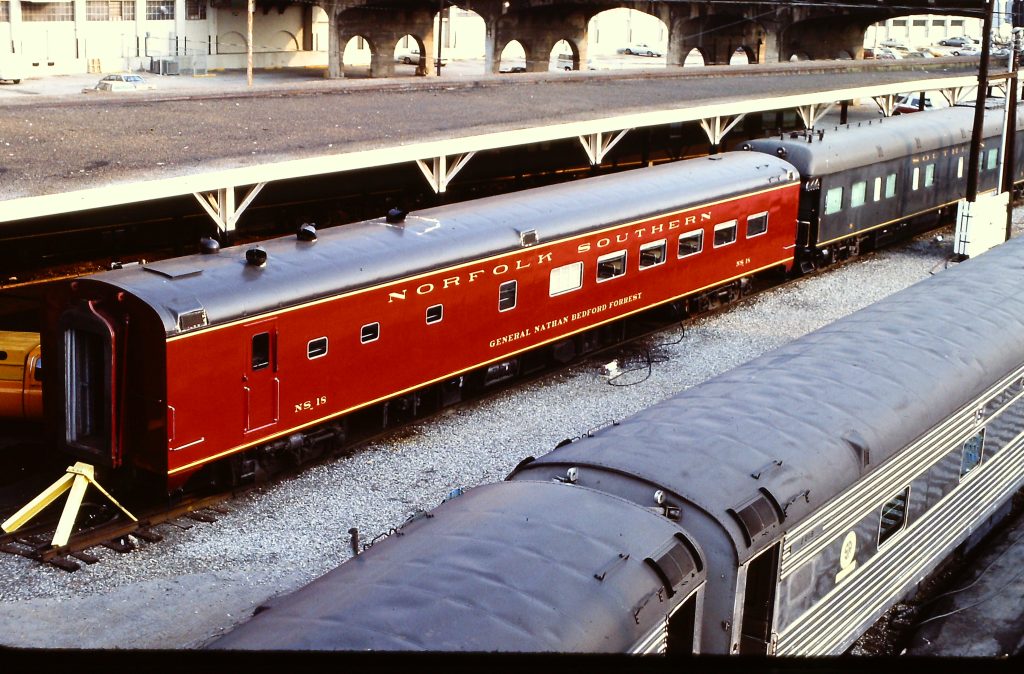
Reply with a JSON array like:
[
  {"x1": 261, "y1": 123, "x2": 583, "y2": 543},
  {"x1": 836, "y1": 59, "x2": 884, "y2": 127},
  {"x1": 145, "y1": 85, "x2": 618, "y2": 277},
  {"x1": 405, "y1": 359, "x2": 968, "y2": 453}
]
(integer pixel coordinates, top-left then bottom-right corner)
[{"x1": 212, "y1": 233, "x2": 1024, "y2": 655}]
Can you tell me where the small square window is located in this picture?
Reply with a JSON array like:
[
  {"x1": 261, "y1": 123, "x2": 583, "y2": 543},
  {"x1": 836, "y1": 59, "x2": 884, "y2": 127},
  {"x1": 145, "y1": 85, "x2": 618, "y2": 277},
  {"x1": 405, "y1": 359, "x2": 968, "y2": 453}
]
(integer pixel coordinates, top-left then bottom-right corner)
[
  {"x1": 825, "y1": 186, "x2": 843, "y2": 214},
  {"x1": 360, "y1": 323, "x2": 380, "y2": 344},
  {"x1": 549, "y1": 262, "x2": 583, "y2": 296},
  {"x1": 498, "y1": 281, "x2": 517, "y2": 311},
  {"x1": 597, "y1": 251, "x2": 627, "y2": 281},
  {"x1": 678, "y1": 230, "x2": 703, "y2": 258},
  {"x1": 746, "y1": 213, "x2": 768, "y2": 238},
  {"x1": 960, "y1": 429, "x2": 985, "y2": 479},
  {"x1": 639, "y1": 240, "x2": 667, "y2": 269},
  {"x1": 426, "y1": 304, "x2": 443, "y2": 324},
  {"x1": 307, "y1": 337, "x2": 328, "y2": 359},
  {"x1": 713, "y1": 220, "x2": 737, "y2": 247},
  {"x1": 878, "y1": 486, "x2": 910, "y2": 548}
]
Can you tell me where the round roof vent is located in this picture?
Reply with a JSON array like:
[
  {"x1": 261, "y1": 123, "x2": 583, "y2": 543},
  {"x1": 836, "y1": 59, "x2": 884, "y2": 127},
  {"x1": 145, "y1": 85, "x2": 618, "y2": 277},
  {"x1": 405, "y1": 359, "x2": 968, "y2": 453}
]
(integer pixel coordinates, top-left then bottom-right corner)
[
  {"x1": 297, "y1": 223, "x2": 317, "y2": 242},
  {"x1": 199, "y1": 237, "x2": 220, "y2": 254},
  {"x1": 245, "y1": 247, "x2": 268, "y2": 267}
]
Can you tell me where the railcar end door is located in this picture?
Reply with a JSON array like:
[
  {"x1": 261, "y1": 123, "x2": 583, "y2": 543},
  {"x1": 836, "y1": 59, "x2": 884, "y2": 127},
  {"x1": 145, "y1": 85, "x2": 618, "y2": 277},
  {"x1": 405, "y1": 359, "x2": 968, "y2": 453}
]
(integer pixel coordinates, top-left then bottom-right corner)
[{"x1": 243, "y1": 321, "x2": 279, "y2": 433}]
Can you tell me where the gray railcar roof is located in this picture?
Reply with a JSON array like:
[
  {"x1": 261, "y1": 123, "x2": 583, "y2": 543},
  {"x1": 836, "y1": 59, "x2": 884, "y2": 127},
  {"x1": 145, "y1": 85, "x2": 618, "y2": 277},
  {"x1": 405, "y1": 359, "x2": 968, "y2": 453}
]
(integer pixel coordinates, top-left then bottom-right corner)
[
  {"x1": 518, "y1": 235, "x2": 1024, "y2": 561},
  {"x1": 210, "y1": 480, "x2": 702, "y2": 652},
  {"x1": 745, "y1": 106, "x2": 1019, "y2": 177},
  {"x1": 77, "y1": 153, "x2": 797, "y2": 335}
]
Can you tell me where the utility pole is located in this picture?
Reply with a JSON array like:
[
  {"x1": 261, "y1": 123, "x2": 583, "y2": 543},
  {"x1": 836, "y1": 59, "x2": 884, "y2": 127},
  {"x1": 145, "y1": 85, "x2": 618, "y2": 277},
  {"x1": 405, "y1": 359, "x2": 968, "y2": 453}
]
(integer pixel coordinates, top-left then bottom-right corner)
[
  {"x1": 966, "y1": 0, "x2": 995, "y2": 204},
  {"x1": 436, "y1": 0, "x2": 445, "y2": 77},
  {"x1": 247, "y1": 0, "x2": 253, "y2": 86}
]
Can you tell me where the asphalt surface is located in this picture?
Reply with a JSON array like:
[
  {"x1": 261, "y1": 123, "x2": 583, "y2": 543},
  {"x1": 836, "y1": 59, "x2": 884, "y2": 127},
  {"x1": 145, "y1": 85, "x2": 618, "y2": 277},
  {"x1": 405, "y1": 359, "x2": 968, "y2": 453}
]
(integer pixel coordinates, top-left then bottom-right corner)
[{"x1": 0, "y1": 59, "x2": 977, "y2": 202}]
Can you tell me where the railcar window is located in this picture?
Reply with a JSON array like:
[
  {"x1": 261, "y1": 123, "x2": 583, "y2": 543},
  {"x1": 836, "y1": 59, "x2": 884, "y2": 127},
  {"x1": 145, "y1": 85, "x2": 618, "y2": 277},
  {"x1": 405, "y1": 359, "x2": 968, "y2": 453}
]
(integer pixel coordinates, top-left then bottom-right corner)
[
  {"x1": 912, "y1": 167, "x2": 920, "y2": 191},
  {"x1": 678, "y1": 230, "x2": 703, "y2": 258},
  {"x1": 426, "y1": 304, "x2": 443, "y2": 324},
  {"x1": 873, "y1": 177, "x2": 882, "y2": 202},
  {"x1": 885, "y1": 174, "x2": 897, "y2": 198},
  {"x1": 824, "y1": 187, "x2": 843, "y2": 215},
  {"x1": 957, "y1": 157, "x2": 965, "y2": 179},
  {"x1": 924, "y1": 164, "x2": 935, "y2": 188},
  {"x1": 597, "y1": 251, "x2": 627, "y2": 281},
  {"x1": 639, "y1": 240, "x2": 668, "y2": 269},
  {"x1": 360, "y1": 323, "x2": 380, "y2": 344},
  {"x1": 307, "y1": 337, "x2": 328, "y2": 359},
  {"x1": 713, "y1": 220, "x2": 738, "y2": 247},
  {"x1": 851, "y1": 181, "x2": 867, "y2": 208},
  {"x1": 498, "y1": 281, "x2": 518, "y2": 311},
  {"x1": 960, "y1": 429, "x2": 985, "y2": 479},
  {"x1": 986, "y1": 148, "x2": 998, "y2": 171},
  {"x1": 251, "y1": 333, "x2": 270, "y2": 370},
  {"x1": 549, "y1": 262, "x2": 584, "y2": 296},
  {"x1": 746, "y1": 213, "x2": 768, "y2": 238},
  {"x1": 877, "y1": 486, "x2": 910, "y2": 548}
]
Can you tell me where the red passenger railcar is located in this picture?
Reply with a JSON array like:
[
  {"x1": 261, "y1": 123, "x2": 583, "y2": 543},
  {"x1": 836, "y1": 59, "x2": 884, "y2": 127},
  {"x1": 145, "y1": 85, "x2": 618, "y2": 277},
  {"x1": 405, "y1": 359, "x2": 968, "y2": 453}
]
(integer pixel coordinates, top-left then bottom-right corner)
[{"x1": 44, "y1": 153, "x2": 800, "y2": 493}]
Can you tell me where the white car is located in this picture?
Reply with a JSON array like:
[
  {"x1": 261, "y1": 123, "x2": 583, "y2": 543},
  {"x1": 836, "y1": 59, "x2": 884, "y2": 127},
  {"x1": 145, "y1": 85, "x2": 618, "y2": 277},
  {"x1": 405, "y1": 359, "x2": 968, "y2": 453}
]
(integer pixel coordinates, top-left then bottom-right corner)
[
  {"x1": 618, "y1": 43, "x2": 663, "y2": 57},
  {"x1": 84, "y1": 73, "x2": 155, "y2": 93},
  {"x1": 394, "y1": 48, "x2": 446, "y2": 67}
]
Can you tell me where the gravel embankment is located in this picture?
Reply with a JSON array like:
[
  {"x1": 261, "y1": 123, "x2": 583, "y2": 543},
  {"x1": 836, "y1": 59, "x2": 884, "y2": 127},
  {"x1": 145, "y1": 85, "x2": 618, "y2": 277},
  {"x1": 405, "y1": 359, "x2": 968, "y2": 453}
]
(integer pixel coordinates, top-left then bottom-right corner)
[{"x1": 0, "y1": 222, "x2": 1003, "y2": 649}]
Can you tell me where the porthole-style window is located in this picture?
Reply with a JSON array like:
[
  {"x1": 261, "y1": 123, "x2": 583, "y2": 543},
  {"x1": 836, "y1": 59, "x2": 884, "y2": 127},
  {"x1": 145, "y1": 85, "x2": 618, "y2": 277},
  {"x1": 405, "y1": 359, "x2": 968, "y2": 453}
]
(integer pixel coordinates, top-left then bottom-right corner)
[
  {"x1": 639, "y1": 240, "x2": 667, "y2": 269},
  {"x1": 498, "y1": 281, "x2": 517, "y2": 312},
  {"x1": 426, "y1": 304, "x2": 443, "y2": 325},
  {"x1": 360, "y1": 322, "x2": 380, "y2": 344},
  {"x1": 877, "y1": 486, "x2": 910, "y2": 548},
  {"x1": 746, "y1": 213, "x2": 768, "y2": 238},
  {"x1": 307, "y1": 337, "x2": 328, "y2": 359},
  {"x1": 960, "y1": 429, "x2": 985, "y2": 479},
  {"x1": 597, "y1": 250, "x2": 627, "y2": 281},
  {"x1": 713, "y1": 220, "x2": 737, "y2": 248},
  {"x1": 678, "y1": 230, "x2": 703, "y2": 258}
]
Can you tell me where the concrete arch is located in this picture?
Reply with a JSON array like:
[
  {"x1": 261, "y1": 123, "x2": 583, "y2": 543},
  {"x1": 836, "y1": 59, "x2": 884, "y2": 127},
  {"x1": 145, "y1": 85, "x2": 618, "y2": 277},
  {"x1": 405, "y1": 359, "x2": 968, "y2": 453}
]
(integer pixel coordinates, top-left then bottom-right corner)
[
  {"x1": 548, "y1": 38, "x2": 582, "y2": 71},
  {"x1": 782, "y1": 14, "x2": 877, "y2": 61},
  {"x1": 669, "y1": 13, "x2": 766, "y2": 66},
  {"x1": 341, "y1": 34, "x2": 375, "y2": 72},
  {"x1": 270, "y1": 30, "x2": 300, "y2": 52},
  {"x1": 218, "y1": 31, "x2": 248, "y2": 55},
  {"x1": 683, "y1": 47, "x2": 707, "y2": 67},
  {"x1": 730, "y1": 45, "x2": 756, "y2": 65},
  {"x1": 394, "y1": 33, "x2": 426, "y2": 65},
  {"x1": 498, "y1": 39, "x2": 527, "y2": 72}
]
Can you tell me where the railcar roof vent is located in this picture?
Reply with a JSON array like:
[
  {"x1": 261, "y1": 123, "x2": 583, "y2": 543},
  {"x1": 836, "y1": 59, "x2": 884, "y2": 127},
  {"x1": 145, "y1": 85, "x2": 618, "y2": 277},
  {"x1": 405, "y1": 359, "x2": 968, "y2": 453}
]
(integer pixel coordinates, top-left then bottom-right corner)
[
  {"x1": 199, "y1": 237, "x2": 220, "y2": 255},
  {"x1": 728, "y1": 488, "x2": 784, "y2": 547},
  {"x1": 644, "y1": 533, "x2": 703, "y2": 597},
  {"x1": 245, "y1": 247, "x2": 268, "y2": 267},
  {"x1": 296, "y1": 223, "x2": 317, "y2": 242},
  {"x1": 519, "y1": 229, "x2": 538, "y2": 247},
  {"x1": 386, "y1": 207, "x2": 408, "y2": 224}
]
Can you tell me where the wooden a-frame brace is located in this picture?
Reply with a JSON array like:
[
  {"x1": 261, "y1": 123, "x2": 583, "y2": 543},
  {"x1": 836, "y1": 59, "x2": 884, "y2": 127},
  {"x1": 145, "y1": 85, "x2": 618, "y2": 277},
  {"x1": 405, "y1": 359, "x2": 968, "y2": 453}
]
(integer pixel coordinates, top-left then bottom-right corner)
[{"x1": 2, "y1": 462, "x2": 137, "y2": 548}]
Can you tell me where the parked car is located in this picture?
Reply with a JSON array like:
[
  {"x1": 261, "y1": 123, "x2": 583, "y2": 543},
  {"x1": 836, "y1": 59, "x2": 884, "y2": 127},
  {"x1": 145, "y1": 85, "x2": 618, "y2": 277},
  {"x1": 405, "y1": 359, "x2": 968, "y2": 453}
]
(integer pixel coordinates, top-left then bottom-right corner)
[
  {"x1": 617, "y1": 43, "x2": 663, "y2": 57},
  {"x1": 875, "y1": 48, "x2": 904, "y2": 60},
  {"x1": 394, "y1": 48, "x2": 446, "y2": 67},
  {"x1": 893, "y1": 93, "x2": 933, "y2": 115},
  {"x1": 82, "y1": 73, "x2": 155, "y2": 93},
  {"x1": 938, "y1": 36, "x2": 978, "y2": 48},
  {"x1": 878, "y1": 39, "x2": 910, "y2": 52},
  {"x1": 0, "y1": 58, "x2": 25, "y2": 84},
  {"x1": 904, "y1": 50, "x2": 935, "y2": 59},
  {"x1": 950, "y1": 44, "x2": 980, "y2": 56}
]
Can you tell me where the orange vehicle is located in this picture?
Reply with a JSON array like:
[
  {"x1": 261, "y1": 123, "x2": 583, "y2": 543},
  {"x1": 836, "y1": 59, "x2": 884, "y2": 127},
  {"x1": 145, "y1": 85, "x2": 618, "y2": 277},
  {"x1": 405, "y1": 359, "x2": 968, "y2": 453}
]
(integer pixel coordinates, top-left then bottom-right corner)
[{"x1": 0, "y1": 331, "x2": 42, "y2": 420}]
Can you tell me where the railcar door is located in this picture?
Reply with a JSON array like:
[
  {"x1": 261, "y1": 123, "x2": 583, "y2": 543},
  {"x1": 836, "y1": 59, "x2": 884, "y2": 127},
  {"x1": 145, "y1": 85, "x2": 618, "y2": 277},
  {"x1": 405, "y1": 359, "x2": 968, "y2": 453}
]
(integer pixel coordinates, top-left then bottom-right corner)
[
  {"x1": 738, "y1": 542, "x2": 781, "y2": 655},
  {"x1": 243, "y1": 320, "x2": 279, "y2": 433}
]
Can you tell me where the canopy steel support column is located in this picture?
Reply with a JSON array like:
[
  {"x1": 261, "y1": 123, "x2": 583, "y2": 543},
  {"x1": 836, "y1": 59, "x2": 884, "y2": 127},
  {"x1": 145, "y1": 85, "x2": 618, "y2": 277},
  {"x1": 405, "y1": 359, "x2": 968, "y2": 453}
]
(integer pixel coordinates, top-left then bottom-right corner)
[
  {"x1": 795, "y1": 103, "x2": 835, "y2": 128},
  {"x1": 416, "y1": 152, "x2": 476, "y2": 193},
  {"x1": 193, "y1": 183, "x2": 267, "y2": 235},
  {"x1": 578, "y1": 129, "x2": 630, "y2": 165},
  {"x1": 698, "y1": 114, "x2": 746, "y2": 149},
  {"x1": 939, "y1": 86, "x2": 978, "y2": 106}
]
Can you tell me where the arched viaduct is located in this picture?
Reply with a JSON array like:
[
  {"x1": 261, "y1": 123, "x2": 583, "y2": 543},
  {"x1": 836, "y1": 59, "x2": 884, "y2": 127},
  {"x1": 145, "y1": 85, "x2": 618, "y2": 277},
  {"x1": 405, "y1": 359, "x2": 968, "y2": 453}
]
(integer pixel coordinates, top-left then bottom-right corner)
[{"x1": 316, "y1": 0, "x2": 986, "y2": 78}]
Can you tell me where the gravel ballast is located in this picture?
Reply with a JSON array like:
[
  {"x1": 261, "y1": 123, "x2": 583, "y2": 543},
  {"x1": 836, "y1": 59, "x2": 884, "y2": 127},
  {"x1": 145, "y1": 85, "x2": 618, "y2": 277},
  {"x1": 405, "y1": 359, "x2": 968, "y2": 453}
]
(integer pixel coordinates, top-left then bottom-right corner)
[{"x1": 0, "y1": 223, "x2": 1007, "y2": 650}]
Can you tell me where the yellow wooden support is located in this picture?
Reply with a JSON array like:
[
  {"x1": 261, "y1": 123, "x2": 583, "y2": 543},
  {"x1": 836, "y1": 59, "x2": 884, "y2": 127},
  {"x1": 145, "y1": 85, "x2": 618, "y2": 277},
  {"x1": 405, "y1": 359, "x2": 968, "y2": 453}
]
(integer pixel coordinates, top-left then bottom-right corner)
[{"x1": 1, "y1": 462, "x2": 137, "y2": 548}]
